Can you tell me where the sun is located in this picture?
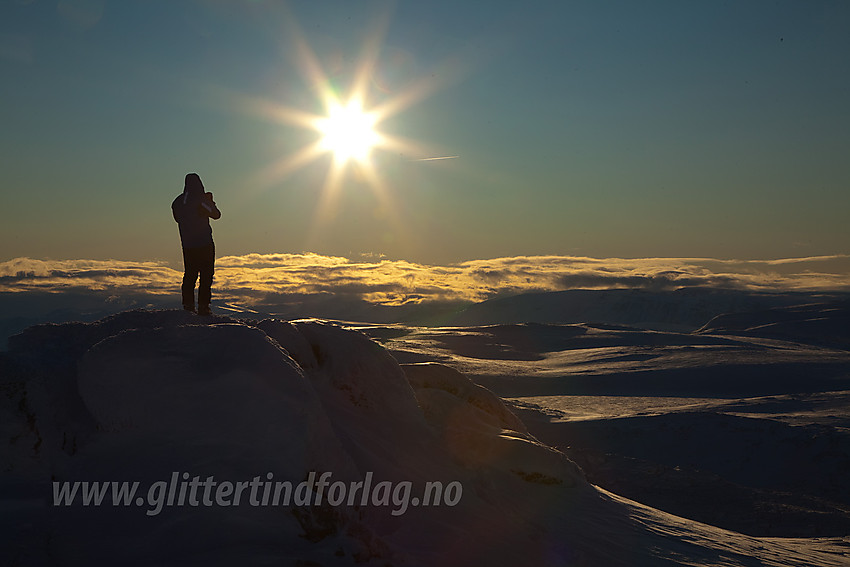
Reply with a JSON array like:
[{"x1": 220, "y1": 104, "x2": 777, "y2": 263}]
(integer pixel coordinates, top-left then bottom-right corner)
[{"x1": 316, "y1": 99, "x2": 380, "y2": 164}]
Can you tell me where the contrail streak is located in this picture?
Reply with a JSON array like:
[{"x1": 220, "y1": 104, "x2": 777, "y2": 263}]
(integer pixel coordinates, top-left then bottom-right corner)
[{"x1": 411, "y1": 155, "x2": 459, "y2": 161}]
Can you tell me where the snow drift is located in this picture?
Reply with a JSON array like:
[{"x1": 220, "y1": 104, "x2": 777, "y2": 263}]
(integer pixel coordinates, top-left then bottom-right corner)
[{"x1": 1, "y1": 310, "x2": 847, "y2": 566}]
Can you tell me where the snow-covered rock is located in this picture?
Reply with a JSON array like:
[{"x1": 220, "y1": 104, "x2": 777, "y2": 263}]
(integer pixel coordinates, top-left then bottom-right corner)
[{"x1": 77, "y1": 323, "x2": 350, "y2": 475}]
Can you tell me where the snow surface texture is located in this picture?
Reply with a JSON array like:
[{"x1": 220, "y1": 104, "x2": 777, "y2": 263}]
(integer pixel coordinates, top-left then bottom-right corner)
[{"x1": 1, "y1": 310, "x2": 848, "y2": 566}]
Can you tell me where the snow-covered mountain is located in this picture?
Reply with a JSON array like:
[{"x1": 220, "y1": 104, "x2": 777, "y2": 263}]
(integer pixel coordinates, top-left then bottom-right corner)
[
  {"x1": 447, "y1": 288, "x2": 842, "y2": 331},
  {"x1": 4, "y1": 288, "x2": 848, "y2": 352},
  {"x1": 697, "y1": 300, "x2": 850, "y2": 349},
  {"x1": 1, "y1": 310, "x2": 847, "y2": 565}
]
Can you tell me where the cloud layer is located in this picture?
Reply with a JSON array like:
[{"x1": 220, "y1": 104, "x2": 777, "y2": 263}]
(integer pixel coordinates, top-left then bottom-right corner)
[{"x1": 2, "y1": 254, "x2": 849, "y2": 308}]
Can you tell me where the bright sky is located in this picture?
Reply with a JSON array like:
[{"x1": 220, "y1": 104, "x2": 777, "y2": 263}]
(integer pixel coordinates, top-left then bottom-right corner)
[{"x1": 2, "y1": 0, "x2": 849, "y2": 266}]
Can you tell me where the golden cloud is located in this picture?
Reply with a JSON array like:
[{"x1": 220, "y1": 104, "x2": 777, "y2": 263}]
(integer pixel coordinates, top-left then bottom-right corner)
[{"x1": 1, "y1": 254, "x2": 848, "y2": 307}]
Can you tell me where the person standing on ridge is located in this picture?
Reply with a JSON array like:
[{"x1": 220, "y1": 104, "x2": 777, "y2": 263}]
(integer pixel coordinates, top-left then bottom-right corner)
[{"x1": 172, "y1": 172, "x2": 221, "y2": 315}]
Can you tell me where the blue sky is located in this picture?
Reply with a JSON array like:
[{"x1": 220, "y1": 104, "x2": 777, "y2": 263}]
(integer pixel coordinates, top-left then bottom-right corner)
[{"x1": 2, "y1": 0, "x2": 848, "y2": 265}]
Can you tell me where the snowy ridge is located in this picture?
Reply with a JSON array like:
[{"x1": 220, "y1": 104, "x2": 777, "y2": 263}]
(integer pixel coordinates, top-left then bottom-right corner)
[
  {"x1": 448, "y1": 288, "x2": 848, "y2": 332},
  {"x1": 1, "y1": 310, "x2": 848, "y2": 566},
  {"x1": 697, "y1": 300, "x2": 850, "y2": 350}
]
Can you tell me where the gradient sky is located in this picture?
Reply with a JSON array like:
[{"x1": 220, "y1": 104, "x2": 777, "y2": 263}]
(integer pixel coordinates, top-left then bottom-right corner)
[{"x1": 2, "y1": 0, "x2": 849, "y2": 266}]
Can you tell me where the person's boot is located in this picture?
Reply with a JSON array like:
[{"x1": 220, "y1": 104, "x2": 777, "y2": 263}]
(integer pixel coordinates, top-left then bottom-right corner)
[
  {"x1": 183, "y1": 304, "x2": 196, "y2": 313},
  {"x1": 197, "y1": 304, "x2": 212, "y2": 316}
]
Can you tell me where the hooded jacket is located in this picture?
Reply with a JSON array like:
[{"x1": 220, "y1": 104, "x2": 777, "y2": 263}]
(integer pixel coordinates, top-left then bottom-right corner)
[{"x1": 171, "y1": 173, "x2": 221, "y2": 249}]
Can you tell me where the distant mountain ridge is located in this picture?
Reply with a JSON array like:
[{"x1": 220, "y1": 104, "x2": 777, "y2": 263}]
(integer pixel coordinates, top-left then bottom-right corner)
[
  {"x1": 697, "y1": 299, "x2": 850, "y2": 350},
  {"x1": 446, "y1": 288, "x2": 848, "y2": 332},
  {"x1": 4, "y1": 288, "x2": 850, "y2": 350}
]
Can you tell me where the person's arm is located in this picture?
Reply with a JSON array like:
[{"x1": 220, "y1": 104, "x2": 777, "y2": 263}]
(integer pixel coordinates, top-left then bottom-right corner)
[{"x1": 201, "y1": 192, "x2": 221, "y2": 220}]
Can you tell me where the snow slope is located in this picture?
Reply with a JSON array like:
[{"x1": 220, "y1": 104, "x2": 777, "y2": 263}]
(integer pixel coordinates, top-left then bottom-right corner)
[{"x1": 1, "y1": 310, "x2": 847, "y2": 565}]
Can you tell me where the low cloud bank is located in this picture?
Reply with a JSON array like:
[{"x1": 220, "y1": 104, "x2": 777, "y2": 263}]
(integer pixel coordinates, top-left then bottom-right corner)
[{"x1": 1, "y1": 254, "x2": 849, "y2": 308}]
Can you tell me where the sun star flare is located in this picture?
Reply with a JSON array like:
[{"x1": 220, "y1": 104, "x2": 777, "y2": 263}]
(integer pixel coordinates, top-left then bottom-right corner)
[{"x1": 316, "y1": 99, "x2": 381, "y2": 164}]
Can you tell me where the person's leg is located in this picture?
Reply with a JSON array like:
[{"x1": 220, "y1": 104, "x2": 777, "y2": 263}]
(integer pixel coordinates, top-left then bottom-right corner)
[
  {"x1": 181, "y1": 247, "x2": 201, "y2": 311},
  {"x1": 197, "y1": 243, "x2": 215, "y2": 314}
]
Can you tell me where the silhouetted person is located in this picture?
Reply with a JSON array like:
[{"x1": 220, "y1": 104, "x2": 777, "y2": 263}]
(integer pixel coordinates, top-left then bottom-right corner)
[{"x1": 172, "y1": 173, "x2": 221, "y2": 315}]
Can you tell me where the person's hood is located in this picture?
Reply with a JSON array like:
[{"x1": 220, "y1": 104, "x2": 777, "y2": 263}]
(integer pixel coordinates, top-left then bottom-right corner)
[{"x1": 183, "y1": 173, "x2": 205, "y2": 203}]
